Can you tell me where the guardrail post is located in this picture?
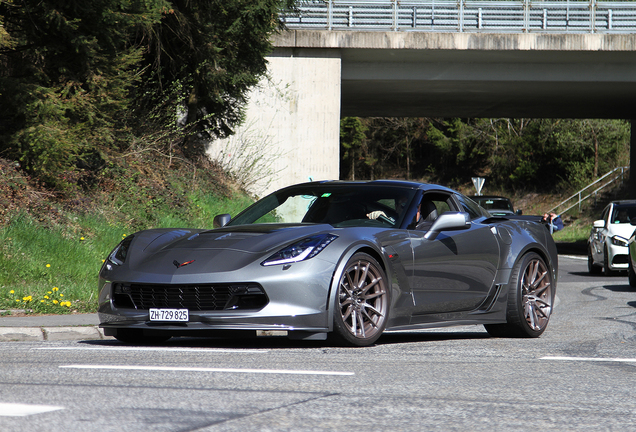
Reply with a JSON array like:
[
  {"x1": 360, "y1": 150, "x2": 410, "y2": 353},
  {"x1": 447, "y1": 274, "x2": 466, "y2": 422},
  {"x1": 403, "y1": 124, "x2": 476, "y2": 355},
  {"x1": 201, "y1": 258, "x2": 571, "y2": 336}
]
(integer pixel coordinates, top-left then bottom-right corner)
[
  {"x1": 590, "y1": 0, "x2": 596, "y2": 33},
  {"x1": 523, "y1": 0, "x2": 530, "y2": 33},
  {"x1": 458, "y1": 0, "x2": 464, "y2": 32},
  {"x1": 328, "y1": 0, "x2": 333, "y2": 31},
  {"x1": 393, "y1": 0, "x2": 398, "y2": 31}
]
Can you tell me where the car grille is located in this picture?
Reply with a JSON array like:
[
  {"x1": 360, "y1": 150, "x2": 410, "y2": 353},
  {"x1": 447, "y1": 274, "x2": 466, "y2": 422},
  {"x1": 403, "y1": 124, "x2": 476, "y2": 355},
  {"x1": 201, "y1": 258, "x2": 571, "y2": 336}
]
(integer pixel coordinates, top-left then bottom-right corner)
[{"x1": 112, "y1": 283, "x2": 268, "y2": 311}]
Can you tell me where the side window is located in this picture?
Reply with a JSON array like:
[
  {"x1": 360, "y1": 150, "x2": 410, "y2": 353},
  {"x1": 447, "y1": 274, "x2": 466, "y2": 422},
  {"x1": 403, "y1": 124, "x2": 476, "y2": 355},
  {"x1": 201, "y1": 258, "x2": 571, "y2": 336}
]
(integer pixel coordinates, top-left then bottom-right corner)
[
  {"x1": 456, "y1": 195, "x2": 486, "y2": 220},
  {"x1": 412, "y1": 192, "x2": 456, "y2": 229}
]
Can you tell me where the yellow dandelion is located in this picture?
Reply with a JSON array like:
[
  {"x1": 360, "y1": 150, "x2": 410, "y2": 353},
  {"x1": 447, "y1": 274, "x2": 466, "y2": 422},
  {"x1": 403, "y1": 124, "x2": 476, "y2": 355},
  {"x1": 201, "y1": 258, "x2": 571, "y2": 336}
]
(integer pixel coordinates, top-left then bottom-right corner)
[
  {"x1": 44, "y1": 296, "x2": 49, "y2": 299},
  {"x1": 23, "y1": 296, "x2": 32, "y2": 302},
  {"x1": 46, "y1": 264, "x2": 51, "y2": 268},
  {"x1": 52, "y1": 287, "x2": 59, "y2": 292},
  {"x1": 80, "y1": 237, "x2": 85, "y2": 241},
  {"x1": 9, "y1": 290, "x2": 14, "y2": 294},
  {"x1": 122, "y1": 234, "x2": 127, "y2": 237},
  {"x1": 40, "y1": 300, "x2": 45, "y2": 303},
  {"x1": 60, "y1": 294, "x2": 64, "y2": 297},
  {"x1": 53, "y1": 300, "x2": 58, "y2": 304},
  {"x1": 47, "y1": 291, "x2": 52, "y2": 294}
]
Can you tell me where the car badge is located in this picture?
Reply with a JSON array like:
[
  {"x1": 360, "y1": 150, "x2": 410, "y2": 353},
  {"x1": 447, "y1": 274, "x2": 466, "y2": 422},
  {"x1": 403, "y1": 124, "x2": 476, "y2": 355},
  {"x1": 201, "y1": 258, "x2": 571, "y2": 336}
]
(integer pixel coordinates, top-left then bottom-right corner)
[{"x1": 173, "y1": 259, "x2": 195, "y2": 269}]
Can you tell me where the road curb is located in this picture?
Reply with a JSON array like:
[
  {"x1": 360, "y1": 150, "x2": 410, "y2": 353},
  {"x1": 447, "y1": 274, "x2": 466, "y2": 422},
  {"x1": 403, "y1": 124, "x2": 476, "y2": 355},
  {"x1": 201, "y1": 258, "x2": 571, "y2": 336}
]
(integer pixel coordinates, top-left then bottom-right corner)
[{"x1": 0, "y1": 326, "x2": 110, "y2": 342}]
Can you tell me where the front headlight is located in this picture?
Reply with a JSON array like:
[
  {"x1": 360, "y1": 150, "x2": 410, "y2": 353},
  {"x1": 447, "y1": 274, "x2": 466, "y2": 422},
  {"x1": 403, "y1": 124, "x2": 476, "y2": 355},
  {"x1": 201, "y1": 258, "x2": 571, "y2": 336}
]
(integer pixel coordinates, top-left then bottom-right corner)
[
  {"x1": 107, "y1": 235, "x2": 135, "y2": 266},
  {"x1": 261, "y1": 234, "x2": 338, "y2": 266},
  {"x1": 611, "y1": 236, "x2": 629, "y2": 247}
]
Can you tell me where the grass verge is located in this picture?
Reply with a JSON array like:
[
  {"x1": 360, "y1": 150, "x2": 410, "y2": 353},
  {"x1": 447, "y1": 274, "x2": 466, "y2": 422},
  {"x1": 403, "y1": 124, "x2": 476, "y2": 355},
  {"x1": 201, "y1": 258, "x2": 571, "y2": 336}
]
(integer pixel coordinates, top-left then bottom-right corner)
[{"x1": 0, "y1": 156, "x2": 254, "y2": 315}]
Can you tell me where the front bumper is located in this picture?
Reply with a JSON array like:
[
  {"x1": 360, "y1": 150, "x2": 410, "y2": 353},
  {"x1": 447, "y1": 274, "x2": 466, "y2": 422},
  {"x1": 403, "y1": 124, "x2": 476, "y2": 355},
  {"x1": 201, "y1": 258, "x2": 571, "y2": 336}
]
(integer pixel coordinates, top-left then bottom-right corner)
[
  {"x1": 98, "y1": 256, "x2": 336, "y2": 337},
  {"x1": 607, "y1": 243, "x2": 629, "y2": 270}
]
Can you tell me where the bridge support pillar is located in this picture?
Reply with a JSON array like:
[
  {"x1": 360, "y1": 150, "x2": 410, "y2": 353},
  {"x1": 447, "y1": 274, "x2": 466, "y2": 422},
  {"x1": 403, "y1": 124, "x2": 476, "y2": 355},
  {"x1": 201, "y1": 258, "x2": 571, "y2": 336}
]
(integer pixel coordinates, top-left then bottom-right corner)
[{"x1": 207, "y1": 48, "x2": 342, "y2": 197}]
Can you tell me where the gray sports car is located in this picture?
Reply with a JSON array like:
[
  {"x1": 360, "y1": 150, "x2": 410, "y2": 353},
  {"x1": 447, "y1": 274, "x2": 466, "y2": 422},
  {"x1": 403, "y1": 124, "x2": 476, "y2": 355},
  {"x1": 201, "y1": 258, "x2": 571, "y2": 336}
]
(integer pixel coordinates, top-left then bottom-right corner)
[{"x1": 98, "y1": 180, "x2": 558, "y2": 346}]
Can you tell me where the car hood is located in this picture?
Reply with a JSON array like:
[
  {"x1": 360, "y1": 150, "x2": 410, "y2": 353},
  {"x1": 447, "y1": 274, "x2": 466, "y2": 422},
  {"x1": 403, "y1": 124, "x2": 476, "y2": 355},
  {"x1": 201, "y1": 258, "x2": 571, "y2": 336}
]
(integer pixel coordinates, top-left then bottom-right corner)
[{"x1": 119, "y1": 224, "x2": 337, "y2": 276}]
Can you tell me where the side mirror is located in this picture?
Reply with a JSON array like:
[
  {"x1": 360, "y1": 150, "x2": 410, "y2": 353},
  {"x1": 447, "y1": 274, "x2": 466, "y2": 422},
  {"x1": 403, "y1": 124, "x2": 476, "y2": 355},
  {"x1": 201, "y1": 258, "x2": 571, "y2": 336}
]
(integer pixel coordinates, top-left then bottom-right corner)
[
  {"x1": 630, "y1": 217, "x2": 636, "y2": 226},
  {"x1": 213, "y1": 214, "x2": 231, "y2": 228},
  {"x1": 515, "y1": 209, "x2": 523, "y2": 215},
  {"x1": 593, "y1": 220, "x2": 605, "y2": 229},
  {"x1": 424, "y1": 212, "x2": 471, "y2": 241}
]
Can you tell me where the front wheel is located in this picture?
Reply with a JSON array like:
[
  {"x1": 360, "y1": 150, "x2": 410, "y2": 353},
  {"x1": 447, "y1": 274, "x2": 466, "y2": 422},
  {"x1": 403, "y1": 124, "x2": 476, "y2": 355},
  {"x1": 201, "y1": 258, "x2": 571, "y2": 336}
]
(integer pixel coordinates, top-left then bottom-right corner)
[
  {"x1": 485, "y1": 252, "x2": 554, "y2": 338},
  {"x1": 629, "y1": 254, "x2": 636, "y2": 288},
  {"x1": 588, "y1": 247, "x2": 602, "y2": 275},
  {"x1": 603, "y1": 246, "x2": 615, "y2": 276},
  {"x1": 331, "y1": 253, "x2": 390, "y2": 346}
]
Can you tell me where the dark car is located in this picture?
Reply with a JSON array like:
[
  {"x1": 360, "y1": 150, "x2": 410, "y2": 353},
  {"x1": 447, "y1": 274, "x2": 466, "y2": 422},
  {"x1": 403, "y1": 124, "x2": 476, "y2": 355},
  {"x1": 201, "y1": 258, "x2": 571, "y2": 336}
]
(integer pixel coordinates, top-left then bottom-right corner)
[
  {"x1": 98, "y1": 180, "x2": 558, "y2": 346},
  {"x1": 472, "y1": 195, "x2": 521, "y2": 217}
]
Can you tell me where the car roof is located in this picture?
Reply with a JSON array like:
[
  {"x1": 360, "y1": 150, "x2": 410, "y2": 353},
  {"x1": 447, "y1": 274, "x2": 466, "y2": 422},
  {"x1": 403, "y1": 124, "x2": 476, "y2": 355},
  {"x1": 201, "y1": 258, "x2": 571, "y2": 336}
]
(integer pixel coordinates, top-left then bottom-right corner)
[
  {"x1": 287, "y1": 180, "x2": 457, "y2": 193},
  {"x1": 610, "y1": 200, "x2": 636, "y2": 206},
  {"x1": 472, "y1": 195, "x2": 512, "y2": 200}
]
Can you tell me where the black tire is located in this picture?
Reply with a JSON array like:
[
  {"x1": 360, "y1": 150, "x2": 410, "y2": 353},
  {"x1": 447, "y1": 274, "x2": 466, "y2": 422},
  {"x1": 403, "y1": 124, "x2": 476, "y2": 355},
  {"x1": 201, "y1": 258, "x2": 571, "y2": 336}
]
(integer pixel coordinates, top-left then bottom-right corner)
[
  {"x1": 603, "y1": 246, "x2": 614, "y2": 276},
  {"x1": 588, "y1": 247, "x2": 602, "y2": 275},
  {"x1": 629, "y1": 257, "x2": 636, "y2": 288},
  {"x1": 331, "y1": 253, "x2": 390, "y2": 347},
  {"x1": 484, "y1": 252, "x2": 554, "y2": 338},
  {"x1": 114, "y1": 329, "x2": 171, "y2": 344}
]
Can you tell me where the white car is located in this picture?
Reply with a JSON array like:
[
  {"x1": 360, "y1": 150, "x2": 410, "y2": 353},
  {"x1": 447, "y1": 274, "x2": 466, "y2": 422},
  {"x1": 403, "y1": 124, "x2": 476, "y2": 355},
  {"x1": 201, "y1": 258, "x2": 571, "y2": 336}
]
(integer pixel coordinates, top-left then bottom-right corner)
[{"x1": 588, "y1": 200, "x2": 636, "y2": 275}]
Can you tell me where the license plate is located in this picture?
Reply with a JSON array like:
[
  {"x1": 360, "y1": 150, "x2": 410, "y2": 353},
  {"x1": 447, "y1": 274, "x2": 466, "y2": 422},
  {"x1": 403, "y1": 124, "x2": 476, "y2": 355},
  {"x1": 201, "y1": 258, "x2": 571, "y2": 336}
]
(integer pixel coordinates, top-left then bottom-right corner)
[{"x1": 149, "y1": 308, "x2": 189, "y2": 322}]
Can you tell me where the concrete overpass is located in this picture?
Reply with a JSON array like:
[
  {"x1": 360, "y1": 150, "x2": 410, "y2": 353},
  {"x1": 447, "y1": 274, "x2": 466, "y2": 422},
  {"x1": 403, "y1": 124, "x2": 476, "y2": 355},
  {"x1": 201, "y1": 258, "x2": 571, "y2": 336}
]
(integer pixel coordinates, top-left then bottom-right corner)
[{"x1": 208, "y1": 29, "x2": 636, "y2": 197}]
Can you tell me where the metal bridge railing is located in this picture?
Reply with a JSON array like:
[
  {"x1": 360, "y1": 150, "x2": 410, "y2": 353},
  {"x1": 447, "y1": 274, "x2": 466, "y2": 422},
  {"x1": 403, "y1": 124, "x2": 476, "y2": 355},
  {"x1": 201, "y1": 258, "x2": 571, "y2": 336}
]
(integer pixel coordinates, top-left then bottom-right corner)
[
  {"x1": 281, "y1": 0, "x2": 636, "y2": 33},
  {"x1": 548, "y1": 166, "x2": 630, "y2": 216}
]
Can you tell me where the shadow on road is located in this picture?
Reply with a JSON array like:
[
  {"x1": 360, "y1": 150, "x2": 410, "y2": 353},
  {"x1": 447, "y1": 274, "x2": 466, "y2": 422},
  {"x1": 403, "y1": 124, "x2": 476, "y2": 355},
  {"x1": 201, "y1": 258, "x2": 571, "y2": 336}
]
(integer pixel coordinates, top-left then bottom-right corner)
[{"x1": 79, "y1": 329, "x2": 493, "y2": 349}]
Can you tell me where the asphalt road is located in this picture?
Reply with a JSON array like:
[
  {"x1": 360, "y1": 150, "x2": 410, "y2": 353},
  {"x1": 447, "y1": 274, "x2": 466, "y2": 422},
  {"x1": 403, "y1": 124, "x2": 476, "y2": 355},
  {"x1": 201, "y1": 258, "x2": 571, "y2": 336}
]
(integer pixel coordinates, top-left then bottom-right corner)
[{"x1": 1, "y1": 255, "x2": 635, "y2": 431}]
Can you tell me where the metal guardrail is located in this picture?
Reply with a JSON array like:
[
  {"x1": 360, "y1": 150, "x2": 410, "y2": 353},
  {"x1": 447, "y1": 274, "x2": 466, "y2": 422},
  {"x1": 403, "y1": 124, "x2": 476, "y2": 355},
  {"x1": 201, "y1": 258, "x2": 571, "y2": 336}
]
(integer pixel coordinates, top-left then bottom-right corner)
[
  {"x1": 282, "y1": 0, "x2": 636, "y2": 33},
  {"x1": 548, "y1": 166, "x2": 630, "y2": 216}
]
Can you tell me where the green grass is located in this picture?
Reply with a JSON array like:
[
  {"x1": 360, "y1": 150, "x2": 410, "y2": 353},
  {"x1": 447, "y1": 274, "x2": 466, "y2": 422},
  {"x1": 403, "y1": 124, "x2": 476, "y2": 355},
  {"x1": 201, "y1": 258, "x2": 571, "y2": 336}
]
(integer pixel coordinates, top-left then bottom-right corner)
[
  {"x1": 552, "y1": 218, "x2": 592, "y2": 243},
  {"x1": 0, "y1": 187, "x2": 255, "y2": 314}
]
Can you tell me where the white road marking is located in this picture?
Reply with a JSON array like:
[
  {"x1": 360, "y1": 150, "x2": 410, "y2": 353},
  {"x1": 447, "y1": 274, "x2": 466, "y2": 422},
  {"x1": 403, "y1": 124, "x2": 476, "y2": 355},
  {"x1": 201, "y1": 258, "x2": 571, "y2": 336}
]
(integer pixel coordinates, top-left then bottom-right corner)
[
  {"x1": 37, "y1": 346, "x2": 267, "y2": 354},
  {"x1": 559, "y1": 255, "x2": 587, "y2": 261},
  {"x1": 541, "y1": 356, "x2": 636, "y2": 363},
  {"x1": 60, "y1": 364, "x2": 354, "y2": 376},
  {"x1": 0, "y1": 402, "x2": 64, "y2": 417}
]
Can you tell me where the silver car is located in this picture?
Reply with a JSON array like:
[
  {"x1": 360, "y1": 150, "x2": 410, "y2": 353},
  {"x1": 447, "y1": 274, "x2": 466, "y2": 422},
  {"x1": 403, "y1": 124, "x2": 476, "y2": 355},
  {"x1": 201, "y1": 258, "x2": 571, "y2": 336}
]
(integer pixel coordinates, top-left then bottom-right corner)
[
  {"x1": 98, "y1": 180, "x2": 558, "y2": 346},
  {"x1": 588, "y1": 200, "x2": 636, "y2": 275}
]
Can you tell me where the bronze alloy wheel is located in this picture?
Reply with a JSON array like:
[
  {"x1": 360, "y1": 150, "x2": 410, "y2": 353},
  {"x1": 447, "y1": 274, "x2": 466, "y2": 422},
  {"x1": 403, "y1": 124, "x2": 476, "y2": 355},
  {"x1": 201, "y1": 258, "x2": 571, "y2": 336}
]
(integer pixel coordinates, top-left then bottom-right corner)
[
  {"x1": 485, "y1": 252, "x2": 554, "y2": 338},
  {"x1": 333, "y1": 253, "x2": 389, "y2": 346},
  {"x1": 520, "y1": 255, "x2": 553, "y2": 332}
]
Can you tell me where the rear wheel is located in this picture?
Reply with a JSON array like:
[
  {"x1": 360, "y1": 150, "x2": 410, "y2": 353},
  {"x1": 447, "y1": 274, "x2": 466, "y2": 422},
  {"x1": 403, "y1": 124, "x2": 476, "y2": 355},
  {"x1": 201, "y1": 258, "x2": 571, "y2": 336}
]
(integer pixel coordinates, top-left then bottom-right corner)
[
  {"x1": 485, "y1": 252, "x2": 554, "y2": 338},
  {"x1": 331, "y1": 253, "x2": 389, "y2": 346}
]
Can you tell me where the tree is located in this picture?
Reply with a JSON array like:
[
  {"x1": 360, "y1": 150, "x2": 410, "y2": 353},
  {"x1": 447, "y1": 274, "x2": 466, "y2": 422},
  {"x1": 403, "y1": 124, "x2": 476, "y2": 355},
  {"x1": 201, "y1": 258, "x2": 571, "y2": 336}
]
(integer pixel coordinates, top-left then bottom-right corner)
[
  {"x1": 340, "y1": 117, "x2": 367, "y2": 180},
  {"x1": 138, "y1": 0, "x2": 296, "y2": 158},
  {"x1": 0, "y1": 0, "x2": 166, "y2": 188},
  {"x1": 0, "y1": 0, "x2": 296, "y2": 189}
]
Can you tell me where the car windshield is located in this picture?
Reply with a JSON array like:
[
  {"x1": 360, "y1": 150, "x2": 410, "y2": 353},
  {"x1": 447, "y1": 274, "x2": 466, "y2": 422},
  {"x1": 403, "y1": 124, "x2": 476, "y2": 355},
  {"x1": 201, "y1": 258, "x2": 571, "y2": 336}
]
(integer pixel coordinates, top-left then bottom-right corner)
[
  {"x1": 610, "y1": 204, "x2": 636, "y2": 224},
  {"x1": 476, "y1": 198, "x2": 513, "y2": 212},
  {"x1": 229, "y1": 184, "x2": 418, "y2": 228}
]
